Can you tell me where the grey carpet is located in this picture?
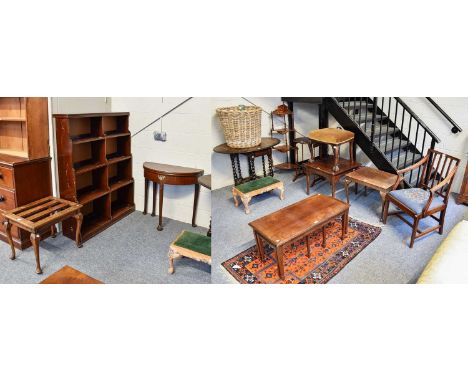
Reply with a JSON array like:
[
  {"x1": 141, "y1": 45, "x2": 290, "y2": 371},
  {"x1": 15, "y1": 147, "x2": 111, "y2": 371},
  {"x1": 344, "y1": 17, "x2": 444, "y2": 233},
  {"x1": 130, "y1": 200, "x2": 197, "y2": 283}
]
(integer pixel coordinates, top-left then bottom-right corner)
[
  {"x1": 212, "y1": 171, "x2": 468, "y2": 284},
  {"x1": 0, "y1": 212, "x2": 210, "y2": 284}
]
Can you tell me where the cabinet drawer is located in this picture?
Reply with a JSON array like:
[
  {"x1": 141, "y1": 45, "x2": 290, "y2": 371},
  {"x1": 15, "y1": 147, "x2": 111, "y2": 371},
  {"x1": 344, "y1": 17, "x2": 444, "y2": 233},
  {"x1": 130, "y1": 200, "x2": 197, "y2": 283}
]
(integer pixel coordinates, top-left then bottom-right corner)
[
  {"x1": 0, "y1": 166, "x2": 14, "y2": 189},
  {"x1": 0, "y1": 187, "x2": 16, "y2": 212}
]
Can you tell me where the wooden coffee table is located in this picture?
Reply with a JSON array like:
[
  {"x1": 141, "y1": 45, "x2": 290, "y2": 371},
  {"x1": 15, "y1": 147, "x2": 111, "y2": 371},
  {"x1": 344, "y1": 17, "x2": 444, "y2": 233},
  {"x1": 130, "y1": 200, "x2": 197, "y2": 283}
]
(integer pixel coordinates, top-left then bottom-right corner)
[
  {"x1": 344, "y1": 167, "x2": 400, "y2": 220},
  {"x1": 249, "y1": 194, "x2": 349, "y2": 279},
  {"x1": 40, "y1": 266, "x2": 103, "y2": 284}
]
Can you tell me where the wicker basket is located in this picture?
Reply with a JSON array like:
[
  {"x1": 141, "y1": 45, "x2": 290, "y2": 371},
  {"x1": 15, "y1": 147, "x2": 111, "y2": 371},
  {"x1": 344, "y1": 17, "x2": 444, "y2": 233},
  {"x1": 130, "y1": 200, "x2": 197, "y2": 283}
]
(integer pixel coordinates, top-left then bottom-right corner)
[{"x1": 216, "y1": 106, "x2": 262, "y2": 148}]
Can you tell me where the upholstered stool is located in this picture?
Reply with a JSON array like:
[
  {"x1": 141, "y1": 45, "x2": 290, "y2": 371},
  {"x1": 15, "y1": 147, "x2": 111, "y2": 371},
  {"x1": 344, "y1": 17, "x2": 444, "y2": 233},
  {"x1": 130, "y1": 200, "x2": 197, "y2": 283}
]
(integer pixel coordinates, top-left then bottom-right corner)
[
  {"x1": 232, "y1": 176, "x2": 285, "y2": 214},
  {"x1": 168, "y1": 231, "x2": 211, "y2": 274}
]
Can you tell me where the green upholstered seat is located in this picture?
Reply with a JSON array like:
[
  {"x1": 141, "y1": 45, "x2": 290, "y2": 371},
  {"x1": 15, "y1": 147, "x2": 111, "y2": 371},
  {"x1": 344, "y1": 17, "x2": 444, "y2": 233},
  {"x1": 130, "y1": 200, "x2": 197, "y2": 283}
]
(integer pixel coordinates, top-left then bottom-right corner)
[
  {"x1": 174, "y1": 231, "x2": 211, "y2": 257},
  {"x1": 235, "y1": 176, "x2": 280, "y2": 194}
]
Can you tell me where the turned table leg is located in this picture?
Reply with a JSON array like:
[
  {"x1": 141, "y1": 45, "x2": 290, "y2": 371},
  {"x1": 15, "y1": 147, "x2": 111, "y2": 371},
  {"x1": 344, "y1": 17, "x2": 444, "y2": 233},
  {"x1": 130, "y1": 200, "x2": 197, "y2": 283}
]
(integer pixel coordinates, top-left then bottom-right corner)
[
  {"x1": 157, "y1": 182, "x2": 165, "y2": 231},
  {"x1": 151, "y1": 182, "x2": 158, "y2": 217},
  {"x1": 74, "y1": 212, "x2": 83, "y2": 248},
  {"x1": 192, "y1": 183, "x2": 200, "y2": 227},
  {"x1": 4, "y1": 221, "x2": 16, "y2": 260},
  {"x1": 30, "y1": 233, "x2": 42, "y2": 274},
  {"x1": 332, "y1": 145, "x2": 340, "y2": 172},
  {"x1": 143, "y1": 178, "x2": 149, "y2": 215}
]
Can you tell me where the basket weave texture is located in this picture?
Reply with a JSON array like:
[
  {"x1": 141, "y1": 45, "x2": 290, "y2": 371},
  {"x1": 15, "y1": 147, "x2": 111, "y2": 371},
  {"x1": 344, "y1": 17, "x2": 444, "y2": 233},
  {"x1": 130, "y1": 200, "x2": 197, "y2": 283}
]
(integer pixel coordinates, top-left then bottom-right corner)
[{"x1": 216, "y1": 106, "x2": 262, "y2": 148}]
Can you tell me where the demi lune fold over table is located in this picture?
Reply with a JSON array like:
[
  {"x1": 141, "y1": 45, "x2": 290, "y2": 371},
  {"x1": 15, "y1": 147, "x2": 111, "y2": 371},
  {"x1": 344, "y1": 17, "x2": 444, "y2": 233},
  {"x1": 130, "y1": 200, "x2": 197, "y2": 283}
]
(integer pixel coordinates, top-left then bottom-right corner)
[
  {"x1": 249, "y1": 194, "x2": 349, "y2": 280},
  {"x1": 143, "y1": 162, "x2": 204, "y2": 231}
]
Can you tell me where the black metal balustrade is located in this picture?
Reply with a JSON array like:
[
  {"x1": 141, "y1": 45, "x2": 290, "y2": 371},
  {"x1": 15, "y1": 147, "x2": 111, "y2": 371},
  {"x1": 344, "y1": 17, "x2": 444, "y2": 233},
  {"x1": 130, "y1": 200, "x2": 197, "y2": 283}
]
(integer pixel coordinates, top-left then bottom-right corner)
[{"x1": 333, "y1": 97, "x2": 441, "y2": 187}]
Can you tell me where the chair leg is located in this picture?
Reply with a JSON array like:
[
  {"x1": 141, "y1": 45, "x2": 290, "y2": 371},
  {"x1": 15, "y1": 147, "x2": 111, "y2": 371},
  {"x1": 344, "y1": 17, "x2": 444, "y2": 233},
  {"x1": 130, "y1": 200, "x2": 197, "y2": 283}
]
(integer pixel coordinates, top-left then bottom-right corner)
[
  {"x1": 409, "y1": 217, "x2": 420, "y2": 249},
  {"x1": 439, "y1": 209, "x2": 447, "y2": 235}
]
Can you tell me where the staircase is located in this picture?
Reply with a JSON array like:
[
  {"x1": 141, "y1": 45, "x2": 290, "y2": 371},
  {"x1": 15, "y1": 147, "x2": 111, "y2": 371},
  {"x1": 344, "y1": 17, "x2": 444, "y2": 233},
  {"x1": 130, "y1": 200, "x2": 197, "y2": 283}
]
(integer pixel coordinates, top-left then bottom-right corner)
[{"x1": 325, "y1": 97, "x2": 441, "y2": 187}]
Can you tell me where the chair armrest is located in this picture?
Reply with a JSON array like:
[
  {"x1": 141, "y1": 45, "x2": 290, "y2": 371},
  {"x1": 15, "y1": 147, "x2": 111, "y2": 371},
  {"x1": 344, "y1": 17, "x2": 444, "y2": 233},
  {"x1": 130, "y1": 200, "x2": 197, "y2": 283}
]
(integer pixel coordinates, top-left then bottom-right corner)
[
  {"x1": 421, "y1": 168, "x2": 457, "y2": 215},
  {"x1": 397, "y1": 156, "x2": 429, "y2": 175}
]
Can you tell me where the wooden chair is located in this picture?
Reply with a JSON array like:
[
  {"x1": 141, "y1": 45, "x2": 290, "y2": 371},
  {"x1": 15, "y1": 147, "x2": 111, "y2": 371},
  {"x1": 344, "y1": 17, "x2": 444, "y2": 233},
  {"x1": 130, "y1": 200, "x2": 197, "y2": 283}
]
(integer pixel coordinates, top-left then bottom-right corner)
[{"x1": 383, "y1": 149, "x2": 460, "y2": 248}]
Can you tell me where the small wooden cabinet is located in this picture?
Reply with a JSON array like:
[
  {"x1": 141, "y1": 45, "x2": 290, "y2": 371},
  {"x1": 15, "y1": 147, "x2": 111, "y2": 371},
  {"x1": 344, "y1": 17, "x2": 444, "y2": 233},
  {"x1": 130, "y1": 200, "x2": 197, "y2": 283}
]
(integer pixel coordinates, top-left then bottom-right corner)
[
  {"x1": 54, "y1": 113, "x2": 135, "y2": 243},
  {"x1": 0, "y1": 97, "x2": 52, "y2": 249},
  {"x1": 457, "y1": 162, "x2": 468, "y2": 205}
]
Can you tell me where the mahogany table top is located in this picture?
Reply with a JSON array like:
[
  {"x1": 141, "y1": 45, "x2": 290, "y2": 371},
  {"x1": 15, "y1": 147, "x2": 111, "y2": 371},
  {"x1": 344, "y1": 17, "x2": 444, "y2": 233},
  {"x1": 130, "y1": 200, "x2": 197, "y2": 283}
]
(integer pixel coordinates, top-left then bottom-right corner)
[
  {"x1": 249, "y1": 194, "x2": 349, "y2": 246},
  {"x1": 213, "y1": 138, "x2": 280, "y2": 155},
  {"x1": 308, "y1": 128, "x2": 354, "y2": 145},
  {"x1": 143, "y1": 162, "x2": 204, "y2": 177},
  {"x1": 40, "y1": 266, "x2": 103, "y2": 284}
]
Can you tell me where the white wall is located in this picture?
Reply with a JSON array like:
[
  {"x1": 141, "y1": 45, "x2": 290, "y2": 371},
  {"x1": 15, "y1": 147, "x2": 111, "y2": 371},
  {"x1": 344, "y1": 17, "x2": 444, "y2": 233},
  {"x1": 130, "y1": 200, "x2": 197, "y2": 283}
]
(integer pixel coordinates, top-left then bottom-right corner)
[
  {"x1": 50, "y1": 97, "x2": 111, "y2": 114},
  {"x1": 111, "y1": 98, "x2": 211, "y2": 228}
]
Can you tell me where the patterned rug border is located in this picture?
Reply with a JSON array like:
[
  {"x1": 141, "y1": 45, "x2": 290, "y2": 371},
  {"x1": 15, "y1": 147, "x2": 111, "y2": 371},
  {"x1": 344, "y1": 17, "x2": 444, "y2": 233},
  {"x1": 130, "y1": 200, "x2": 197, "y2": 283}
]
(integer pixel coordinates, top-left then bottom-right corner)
[{"x1": 221, "y1": 217, "x2": 382, "y2": 284}]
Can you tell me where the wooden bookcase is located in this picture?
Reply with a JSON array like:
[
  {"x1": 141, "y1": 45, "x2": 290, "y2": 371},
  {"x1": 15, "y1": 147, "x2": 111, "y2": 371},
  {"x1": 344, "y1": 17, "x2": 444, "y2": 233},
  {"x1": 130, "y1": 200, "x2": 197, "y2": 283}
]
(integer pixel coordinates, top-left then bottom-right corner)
[
  {"x1": 54, "y1": 113, "x2": 135, "y2": 242},
  {"x1": 0, "y1": 97, "x2": 52, "y2": 249}
]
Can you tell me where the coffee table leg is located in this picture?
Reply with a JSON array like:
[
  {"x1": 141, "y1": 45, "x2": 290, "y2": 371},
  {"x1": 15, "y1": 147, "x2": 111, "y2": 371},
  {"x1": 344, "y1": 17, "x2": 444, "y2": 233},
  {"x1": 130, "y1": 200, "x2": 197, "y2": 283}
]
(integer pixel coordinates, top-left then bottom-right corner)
[
  {"x1": 74, "y1": 212, "x2": 83, "y2": 248},
  {"x1": 157, "y1": 182, "x2": 164, "y2": 231},
  {"x1": 151, "y1": 182, "x2": 158, "y2": 217},
  {"x1": 276, "y1": 246, "x2": 285, "y2": 280},
  {"x1": 192, "y1": 183, "x2": 200, "y2": 227},
  {"x1": 143, "y1": 178, "x2": 149, "y2": 215},
  {"x1": 30, "y1": 233, "x2": 42, "y2": 274},
  {"x1": 306, "y1": 234, "x2": 310, "y2": 257},
  {"x1": 342, "y1": 211, "x2": 349, "y2": 240},
  {"x1": 322, "y1": 226, "x2": 326, "y2": 247},
  {"x1": 4, "y1": 221, "x2": 16, "y2": 260},
  {"x1": 254, "y1": 232, "x2": 265, "y2": 262}
]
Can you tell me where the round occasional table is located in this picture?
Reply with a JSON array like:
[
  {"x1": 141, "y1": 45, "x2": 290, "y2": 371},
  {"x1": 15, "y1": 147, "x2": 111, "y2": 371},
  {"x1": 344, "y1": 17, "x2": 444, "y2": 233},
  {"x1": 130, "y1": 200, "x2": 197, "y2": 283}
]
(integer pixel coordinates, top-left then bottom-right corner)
[{"x1": 213, "y1": 137, "x2": 280, "y2": 185}]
